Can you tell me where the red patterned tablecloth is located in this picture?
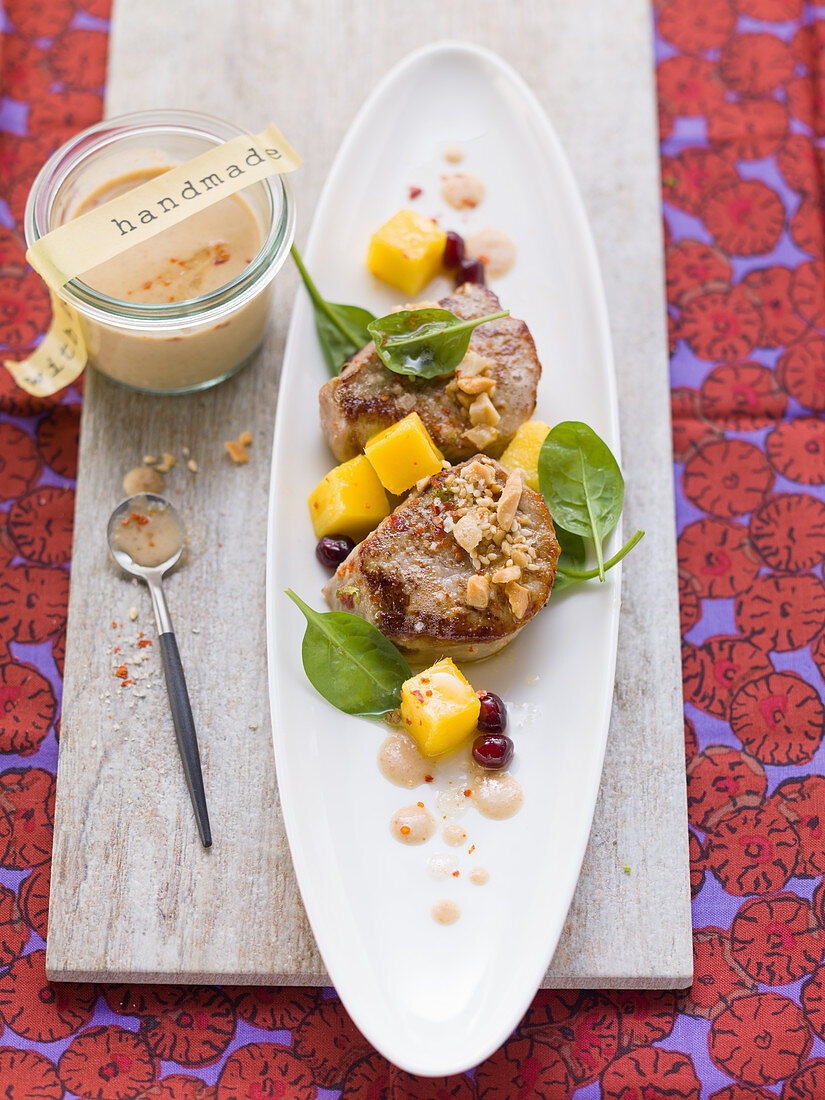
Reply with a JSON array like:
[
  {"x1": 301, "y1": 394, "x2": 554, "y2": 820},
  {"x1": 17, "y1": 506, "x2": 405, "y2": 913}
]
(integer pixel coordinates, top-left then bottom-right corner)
[{"x1": 3, "y1": 0, "x2": 825, "y2": 1095}]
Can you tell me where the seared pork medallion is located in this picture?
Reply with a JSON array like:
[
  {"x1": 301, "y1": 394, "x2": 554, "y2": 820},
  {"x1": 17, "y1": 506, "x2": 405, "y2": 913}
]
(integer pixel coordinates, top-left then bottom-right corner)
[
  {"x1": 323, "y1": 456, "x2": 560, "y2": 661},
  {"x1": 319, "y1": 284, "x2": 541, "y2": 463}
]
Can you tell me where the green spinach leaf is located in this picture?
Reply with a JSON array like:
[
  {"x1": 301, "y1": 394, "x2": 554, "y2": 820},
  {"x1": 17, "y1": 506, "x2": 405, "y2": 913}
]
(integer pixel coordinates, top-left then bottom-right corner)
[
  {"x1": 368, "y1": 307, "x2": 509, "y2": 379},
  {"x1": 286, "y1": 590, "x2": 411, "y2": 717},
  {"x1": 554, "y1": 528, "x2": 645, "y2": 588},
  {"x1": 291, "y1": 245, "x2": 375, "y2": 374},
  {"x1": 551, "y1": 525, "x2": 587, "y2": 593},
  {"x1": 538, "y1": 421, "x2": 625, "y2": 581}
]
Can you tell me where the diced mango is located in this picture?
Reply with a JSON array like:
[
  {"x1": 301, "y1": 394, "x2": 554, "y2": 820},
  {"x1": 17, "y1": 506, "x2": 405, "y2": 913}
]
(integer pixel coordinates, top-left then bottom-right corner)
[
  {"x1": 364, "y1": 412, "x2": 443, "y2": 496},
  {"x1": 308, "y1": 456, "x2": 390, "y2": 540},
  {"x1": 401, "y1": 658, "x2": 481, "y2": 757},
  {"x1": 367, "y1": 208, "x2": 447, "y2": 296},
  {"x1": 499, "y1": 420, "x2": 552, "y2": 492}
]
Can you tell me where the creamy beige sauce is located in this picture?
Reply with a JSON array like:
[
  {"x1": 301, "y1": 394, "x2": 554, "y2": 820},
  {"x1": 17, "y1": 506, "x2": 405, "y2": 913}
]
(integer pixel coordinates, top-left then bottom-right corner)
[
  {"x1": 67, "y1": 165, "x2": 271, "y2": 393},
  {"x1": 390, "y1": 803, "x2": 436, "y2": 845},
  {"x1": 378, "y1": 731, "x2": 433, "y2": 788},
  {"x1": 432, "y1": 899, "x2": 461, "y2": 925},
  {"x1": 122, "y1": 465, "x2": 164, "y2": 496},
  {"x1": 469, "y1": 866, "x2": 490, "y2": 885},
  {"x1": 78, "y1": 169, "x2": 261, "y2": 304},
  {"x1": 466, "y1": 228, "x2": 517, "y2": 279},
  {"x1": 440, "y1": 173, "x2": 485, "y2": 209},
  {"x1": 471, "y1": 771, "x2": 523, "y2": 820},
  {"x1": 111, "y1": 496, "x2": 182, "y2": 568},
  {"x1": 443, "y1": 823, "x2": 468, "y2": 847}
]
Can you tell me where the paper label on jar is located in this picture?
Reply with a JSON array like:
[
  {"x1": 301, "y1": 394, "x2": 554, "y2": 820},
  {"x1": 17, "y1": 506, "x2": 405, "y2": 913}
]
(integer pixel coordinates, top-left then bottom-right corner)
[
  {"x1": 26, "y1": 122, "x2": 301, "y2": 291},
  {"x1": 4, "y1": 293, "x2": 87, "y2": 397}
]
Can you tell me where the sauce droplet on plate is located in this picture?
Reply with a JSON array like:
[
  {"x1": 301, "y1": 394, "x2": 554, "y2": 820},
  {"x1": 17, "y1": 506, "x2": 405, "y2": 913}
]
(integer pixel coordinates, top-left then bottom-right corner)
[
  {"x1": 471, "y1": 771, "x2": 523, "y2": 820},
  {"x1": 390, "y1": 803, "x2": 435, "y2": 845},
  {"x1": 432, "y1": 899, "x2": 461, "y2": 925},
  {"x1": 378, "y1": 731, "x2": 432, "y2": 788}
]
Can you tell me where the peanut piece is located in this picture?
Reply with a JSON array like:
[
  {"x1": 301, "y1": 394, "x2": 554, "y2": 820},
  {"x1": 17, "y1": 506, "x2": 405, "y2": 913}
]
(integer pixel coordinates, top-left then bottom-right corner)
[
  {"x1": 225, "y1": 440, "x2": 249, "y2": 464},
  {"x1": 469, "y1": 392, "x2": 500, "y2": 427},
  {"x1": 506, "y1": 579, "x2": 530, "y2": 619},
  {"x1": 453, "y1": 510, "x2": 483, "y2": 552},
  {"x1": 492, "y1": 564, "x2": 522, "y2": 585},
  {"x1": 465, "y1": 574, "x2": 490, "y2": 609},
  {"x1": 464, "y1": 424, "x2": 499, "y2": 450},
  {"x1": 457, "y1": 349, "x2": 492, "y2": 377},
  {"x1": 496, "y1": 471, "x2": 524, "y2": 531},
  {"x1": 238, "y1": 430, "x2": 253, "y2": 446},
  {"x1": 457, "y1": 375, "x2": 496, "y2": 395}
]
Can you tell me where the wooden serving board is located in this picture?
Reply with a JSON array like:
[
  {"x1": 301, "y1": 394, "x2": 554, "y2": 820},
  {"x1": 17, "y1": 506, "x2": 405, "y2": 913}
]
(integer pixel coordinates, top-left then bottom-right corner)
[{"x1": 47, "y1": 0, "x2": 692, "y2": 988}]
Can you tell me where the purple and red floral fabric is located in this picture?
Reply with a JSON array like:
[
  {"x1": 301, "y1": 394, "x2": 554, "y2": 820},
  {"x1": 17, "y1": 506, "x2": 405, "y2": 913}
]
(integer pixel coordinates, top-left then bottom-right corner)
[{"x1": 2, "y1": 0, "x2": 825, "y2": 1094}]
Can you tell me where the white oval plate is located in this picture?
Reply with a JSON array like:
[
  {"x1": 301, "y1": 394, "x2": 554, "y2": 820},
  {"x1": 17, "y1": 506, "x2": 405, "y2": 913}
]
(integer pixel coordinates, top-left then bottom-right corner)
[{"x1": 266, "y1": 41, "x2": 621, "y2": 1077}]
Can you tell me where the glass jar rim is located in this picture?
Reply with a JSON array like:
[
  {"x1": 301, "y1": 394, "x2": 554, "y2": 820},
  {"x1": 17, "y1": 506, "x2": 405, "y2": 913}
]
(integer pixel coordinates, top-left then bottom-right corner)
[{"x1": 24, "y1": 109, "x2": 295, "y2": 330}]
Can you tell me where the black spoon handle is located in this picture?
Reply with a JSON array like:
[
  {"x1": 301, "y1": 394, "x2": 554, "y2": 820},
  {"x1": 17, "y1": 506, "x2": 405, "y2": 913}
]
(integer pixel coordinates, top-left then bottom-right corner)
[{"x1": 158, "y1": 631, "x2": 212, "y2": 848}]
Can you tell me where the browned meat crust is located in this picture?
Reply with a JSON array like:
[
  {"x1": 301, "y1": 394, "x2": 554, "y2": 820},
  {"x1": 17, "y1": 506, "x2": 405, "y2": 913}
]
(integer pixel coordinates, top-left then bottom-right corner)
[
  {"x1": 323, "y1": 457, "x2": 559, "y2": 661},
  {"x1": 319, "y1": 283, "x2": 541, "y2": 463}
]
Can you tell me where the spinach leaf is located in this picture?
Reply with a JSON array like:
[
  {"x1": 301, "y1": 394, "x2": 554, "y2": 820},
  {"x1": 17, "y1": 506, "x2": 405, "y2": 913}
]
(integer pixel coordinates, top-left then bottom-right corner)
[
  {"x1": 551, "y1": 525, "x2": 587, "y2": 593},
  {"x1": 286, "y1": 590, "x2": 411, "y2": 717},
  {"x1": 291, "y1": 245, "x2": 375, "y2": 374},
  {"x1": 368, "y1": 307, "x2": 509, "y2": 379},
  {"x1": 554, "y1": 528, "x2": 645, "y2": 588},
  {"x1": 538, "y1": 421, "x2": 625, "y2": 581}
]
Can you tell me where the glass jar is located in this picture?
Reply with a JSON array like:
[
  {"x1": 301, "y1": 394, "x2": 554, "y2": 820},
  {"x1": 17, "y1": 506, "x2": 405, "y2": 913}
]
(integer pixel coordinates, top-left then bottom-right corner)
[{"x1": 25, "y1": 110, "x2": 295, "y2": 394}]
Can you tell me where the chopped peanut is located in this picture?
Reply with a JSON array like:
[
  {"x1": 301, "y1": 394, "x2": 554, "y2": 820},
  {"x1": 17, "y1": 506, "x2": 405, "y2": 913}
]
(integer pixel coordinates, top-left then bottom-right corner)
[
  {"x1": 457, "y1": 350, "x2": 491, "y2": 378},
  {"x1": 469, "y1": 392, "x2": 500, "y2": 427},
  {"x1": 239, "y1": 430, "x2": 253, "y2": 446},
  {"x1": 463, "y1": 460, "x2": 497, "y2": 485},
  {"x1": 142, "y1": 454, "x2": 157, "y2": 465},
  {"x1": 225, "y1": 440, "x2": 249, "y2": 464},
  {"x1": 492, "y1": 564, "x2": 522, "y2": 585},
  {"x1": 187, "y1": 459, "x2": 199, "y2": 473},
  {"x1": 453, "y1": 509, "x2": 483, "y2": 552},
  {"x1": 466, "y1": 574, "x2": 490, "y2": 609},
  {"x1": 457, "y1": 375, "x2": 496, "y2": 395},
  {"x1": 506, "y1": 579, "x2": 530, "y2": 619},
  {"x1": 464, "y1": 424, "x2": 499, "y2": 449},
  {"x1": 496, "y1": 471, "x2": 524, "y2": 531}
]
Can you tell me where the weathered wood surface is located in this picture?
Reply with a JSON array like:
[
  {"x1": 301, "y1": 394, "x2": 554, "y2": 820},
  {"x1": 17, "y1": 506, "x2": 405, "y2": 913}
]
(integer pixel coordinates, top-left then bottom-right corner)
[{"x1": 47, "y1": 0, "x2": 692, "y2": 987}]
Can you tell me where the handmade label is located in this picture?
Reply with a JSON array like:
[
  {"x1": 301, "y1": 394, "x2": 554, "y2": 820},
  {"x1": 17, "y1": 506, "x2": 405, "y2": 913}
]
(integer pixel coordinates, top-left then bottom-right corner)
[
  {"x1": 4, "y1": 294, "x2": 87, "y2": 397},
  {"x1": 6, "y1": 122, "x2": 301, "y2": 396},
  {"x1": 26, "y1": 123, "x2": 301, "y2": 290}
]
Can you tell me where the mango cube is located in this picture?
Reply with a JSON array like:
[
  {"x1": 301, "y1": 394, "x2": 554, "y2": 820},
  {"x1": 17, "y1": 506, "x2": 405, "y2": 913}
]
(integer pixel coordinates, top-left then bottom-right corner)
[
  {"x1": 364, "y1": 412, "x2": 443, "y2": 496},
  {"x1": 401, "y1": 658, "x2": 481, "y2": 757},
  {"x1": 367, "y1": 208, "x2": 447, "y2": 296},
  {"x1": 499, "y1": 420, "x2": 552, "y2": 492},
  {"x1": 308, "y1": 455, "x2": 390, "y2": 540}
]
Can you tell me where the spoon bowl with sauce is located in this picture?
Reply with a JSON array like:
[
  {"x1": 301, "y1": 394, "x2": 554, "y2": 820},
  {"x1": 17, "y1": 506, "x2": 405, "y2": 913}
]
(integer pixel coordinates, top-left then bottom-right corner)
[{"x1": 107, "y1": 493, "x2": 211, "y2": 847}]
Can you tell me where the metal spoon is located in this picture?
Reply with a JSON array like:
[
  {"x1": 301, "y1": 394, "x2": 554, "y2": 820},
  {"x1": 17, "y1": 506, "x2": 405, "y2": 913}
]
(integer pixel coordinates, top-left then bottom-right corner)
[{"x1": 106, "y1": 493, "x2": 212, "y2": 848}]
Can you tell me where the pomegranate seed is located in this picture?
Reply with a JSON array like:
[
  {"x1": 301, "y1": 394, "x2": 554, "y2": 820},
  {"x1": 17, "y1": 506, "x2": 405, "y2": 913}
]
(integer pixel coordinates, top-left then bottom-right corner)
[
  {"x1": 477, "y1": 691, "x2": 507, "y2": 734},
  {"x1": 472, "y1": 734, "x2": 514, "y2": 770},
  {"x1": 456, "y1": 257, "x2": 485, "y2": 286},
  {"x1": 315, "y1": 535, "x2": 355, "y2": 569},
  {"x1": 443, "y1": 231, "x2": 465, "y2": 269}
]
